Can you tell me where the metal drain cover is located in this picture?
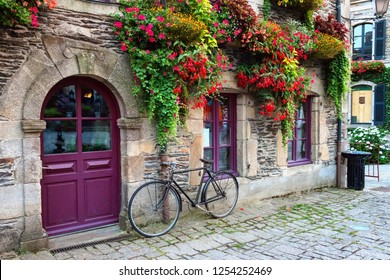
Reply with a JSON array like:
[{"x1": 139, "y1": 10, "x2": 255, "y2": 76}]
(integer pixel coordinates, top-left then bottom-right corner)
[{"x1": 49, "y1": 233, "x2": 136, "y2": 254}]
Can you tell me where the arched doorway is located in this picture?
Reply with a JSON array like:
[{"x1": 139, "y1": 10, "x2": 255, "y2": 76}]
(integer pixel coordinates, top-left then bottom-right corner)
[{"x1": 40, "y1": 77, "x2": 121, "y2": 236}]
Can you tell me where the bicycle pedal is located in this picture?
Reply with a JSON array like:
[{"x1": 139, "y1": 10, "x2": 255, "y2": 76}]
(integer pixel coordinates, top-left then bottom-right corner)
[{"x1": 195, "y1": 205, "x2": 212, "y2": 213}]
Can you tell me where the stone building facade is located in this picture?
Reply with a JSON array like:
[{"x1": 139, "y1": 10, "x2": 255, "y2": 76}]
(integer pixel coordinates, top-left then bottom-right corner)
[
  {"x1": 350, "y1": 0, "x2": 388, "y2": 127},
  {"x1": 0, "y1": 0, "x2": 349, "y2": 253}
]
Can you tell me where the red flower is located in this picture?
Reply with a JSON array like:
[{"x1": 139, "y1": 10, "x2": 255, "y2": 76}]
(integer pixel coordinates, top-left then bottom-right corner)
[{"x1": 114, "y1": 21, "x2": 123, "y2": 29}]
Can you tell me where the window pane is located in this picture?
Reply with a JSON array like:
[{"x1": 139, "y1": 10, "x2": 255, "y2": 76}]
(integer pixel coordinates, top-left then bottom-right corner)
[
  {"x1": 296, "y1": 120, "x2": 306, "y2": 139},
  {"x1": 44, "y1": 86, "x2": 76, "y2": 118},
  {"x1": 44, "y1": 121, "x2": 77, "y2": 154},
  {"x1": 204, "y1": 148, "x2": 213, "y2": 162},
  {"x1": 220, "y1": 98, "x2": 230, "y2": 121},
  {"x1": 203, "y1": 100, "x2": 213, "y2": 121},
  {"x1": 203, "y1": 122, "x2": 213, "y2": 147},
  {"x1": 219, "y1": 122, "x2": 231, "y2": 145},
  {"x1": 287, "y1": 141, "x2": 293, "y2": 161},
  {"x1": 296, "y1": 140, "x2": 306, "y2": 160},
  {"x1": 82, "y1": 88, "x2": 110, "y2": 118},
  {"x1": 219, "y1": 147, "x2": 230, "y2": 171},
  {"x1": 82, "y1": 120, "x2": 111, "y2": 151}
]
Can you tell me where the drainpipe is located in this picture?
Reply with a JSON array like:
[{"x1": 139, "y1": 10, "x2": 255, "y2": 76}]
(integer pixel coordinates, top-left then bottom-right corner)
[{"x1": 336, "y1": 0, "x2": 343, "y2": 188}]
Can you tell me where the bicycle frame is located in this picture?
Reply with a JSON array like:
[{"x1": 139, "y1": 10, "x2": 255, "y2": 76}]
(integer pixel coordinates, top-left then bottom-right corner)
[{"x1": 168, "y1": 166, "x2": 214, "y2": 208}]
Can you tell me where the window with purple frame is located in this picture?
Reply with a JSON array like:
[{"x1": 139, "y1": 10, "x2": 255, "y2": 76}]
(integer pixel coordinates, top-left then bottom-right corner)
[
  {"x1": 288, "y1": 98, "x2": 312, "y2": 166},
  {"x1": 203, "y1": 94, "x2": 237, "y2": 173}
]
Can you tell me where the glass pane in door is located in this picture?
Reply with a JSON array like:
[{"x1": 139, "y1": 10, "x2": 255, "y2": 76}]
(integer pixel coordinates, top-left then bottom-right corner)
[
  {"x1": 82, "y1": 120, "x2": 111, "y2": 151},
  {"x1": 81, "y1": 88, "x2": 110, "y2": 118},
  {"x1": 43, "y1": 85, "x2": 76, "y2": 118},
  {"x1": 44, "y1": 121, "x2": 77, "y2": 154}
]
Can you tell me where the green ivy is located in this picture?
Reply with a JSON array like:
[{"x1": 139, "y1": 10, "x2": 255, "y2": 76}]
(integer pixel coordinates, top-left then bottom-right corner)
[
  {"x1": 262, "y1": 0, "x2": 271, "y2": 20},
  {"x1": 327, "y1": 49, "x2": 350, "y2": 119}
]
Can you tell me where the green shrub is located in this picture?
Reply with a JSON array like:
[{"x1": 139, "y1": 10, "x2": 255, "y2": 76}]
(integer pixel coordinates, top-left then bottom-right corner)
[{"x1": 348, "y1": 126, "x2": 390, "y2": 164}]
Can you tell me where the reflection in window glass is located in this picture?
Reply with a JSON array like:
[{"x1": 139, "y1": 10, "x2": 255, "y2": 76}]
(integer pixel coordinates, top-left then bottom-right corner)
[
  {"x1": 219, "y1": 147, "x2": 231, "y2": 171},
  {"x1": 219, "y1": 122, "x2": 231, "y2": 145},
  {"x1": 81, "y1": 88, "x2": 110, "y2": 118},
  {"x1": 82, "y1": 120, "x2": 111, "y2": 152},
  {"x1": 44, "y1": 121, "x2": 77, "y2": 154},
  {"x1": 44, "y1": 86, "x2": 76, "y2": 118}
]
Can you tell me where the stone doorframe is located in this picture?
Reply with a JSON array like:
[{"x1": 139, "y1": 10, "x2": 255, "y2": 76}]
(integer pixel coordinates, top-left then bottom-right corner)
[{"x1": 0, "y1": 36, "x2": 142, "y2": 251}]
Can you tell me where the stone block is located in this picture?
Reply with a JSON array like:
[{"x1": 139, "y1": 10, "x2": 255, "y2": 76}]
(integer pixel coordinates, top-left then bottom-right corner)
[
  {"x1": 140, "y1": 140, "x2": 156, "y2": 154},
  {"x1": 23, "y1": 157, "x2": 42, "y2": 184},
  {"x1": 0, "y1": 184, "x2": 24, "y2": 219},
  {"x1": 124, "y1": 156, "x2": 144, "y2": 182},
  {"x1": 185, "y1": 119, "x2": 203, "y2": 135},
  {"x1": 0, "y1": 158, "x2": 15, "y2": 187},
  {"x1": 24, "y1": 183, "x2": 42, "y2": 216},
  {"x1": 189, "y1": 135, "x2": 203, "y2": 186},
  {"x1": 247, "y1": 139, "x2": 259, "y2": 177},
  {"x1": 126, "y1": 141, "x2": 140, "y2": 157},
  {"x1": 0, "y1": 218, "x2": 23, "y2": 253},
  {"x1": 0, "y1": 121, "x2": 23, "y2": 140},
  {"x1": 0, "y1": 139, "x2": 22, "y2": 158}
]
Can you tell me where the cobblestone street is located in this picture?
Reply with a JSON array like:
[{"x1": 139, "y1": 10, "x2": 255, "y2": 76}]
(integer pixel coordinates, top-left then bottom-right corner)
[{"x1": 2, "y1": 167, "x2": 390, "y2": 261}]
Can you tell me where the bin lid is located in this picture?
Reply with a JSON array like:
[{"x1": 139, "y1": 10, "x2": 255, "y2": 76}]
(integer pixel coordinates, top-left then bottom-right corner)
[{"x1": 341, "y1": 151, "x2": 371, "y2": 159}]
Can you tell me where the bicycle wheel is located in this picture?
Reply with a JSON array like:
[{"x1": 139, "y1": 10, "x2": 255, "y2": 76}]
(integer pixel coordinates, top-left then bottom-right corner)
[
  {"x1": 128, "y1": 181, "x2": 180, "y2": 237},
  {"x1": 203, "y1": 171, "x2": 239, "y2": 218}
]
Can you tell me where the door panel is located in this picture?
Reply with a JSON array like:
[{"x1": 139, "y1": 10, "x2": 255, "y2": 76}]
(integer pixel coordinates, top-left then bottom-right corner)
[
  {"x1": 41, "y1": 77, "x2": 120, "y2": 236},
  {"x1": 46, "y1": 181, "x2": 78, "y2": 227}
]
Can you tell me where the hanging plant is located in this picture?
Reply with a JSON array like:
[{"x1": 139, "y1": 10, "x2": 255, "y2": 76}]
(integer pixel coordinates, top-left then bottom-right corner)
[
  {"x1": 351, "y1": 60, "x2": 385, "y2": 77},
  {"x1": 0, "y1": 0, "x2": 57, "y2": 27},
  {"x1": 313, "y1": 32, "x2": 344, "y2": 59},
  {"x1": 113, "y1": 0, "x2": 231, "y2": 152},
  {"x1": 327, "y1": 48, "x2": 350, "y2": 119},
  {"x1": 236, "y1": 19, "x2": 316, "y2": 144},
  {"x1": 275, "y1": 0, "x2": 323, "y2": 11}
]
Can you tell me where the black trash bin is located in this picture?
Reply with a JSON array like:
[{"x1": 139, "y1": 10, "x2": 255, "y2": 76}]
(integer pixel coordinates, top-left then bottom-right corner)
[{"x1": 341, "y1": 151, "x2": 371, "y2": 190}]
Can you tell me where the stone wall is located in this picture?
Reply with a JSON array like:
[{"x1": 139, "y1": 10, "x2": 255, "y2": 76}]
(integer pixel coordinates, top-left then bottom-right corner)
[{"x1": 0, "y1": 0, "x2": 348, "y2": 253}]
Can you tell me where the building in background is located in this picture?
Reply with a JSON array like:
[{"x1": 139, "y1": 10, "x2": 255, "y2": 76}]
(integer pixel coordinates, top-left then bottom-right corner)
[{"x1": 350, "y1": 0, "x2": 389, "y2": 126}]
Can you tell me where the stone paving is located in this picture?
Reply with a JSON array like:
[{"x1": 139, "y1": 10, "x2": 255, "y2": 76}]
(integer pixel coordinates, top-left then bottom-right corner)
[{"x1": 1, "y1": 165, "x2": 390, "y2": 260}]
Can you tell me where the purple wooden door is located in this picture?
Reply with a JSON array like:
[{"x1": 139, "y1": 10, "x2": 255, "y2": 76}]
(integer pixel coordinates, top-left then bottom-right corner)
[{"x1": 41, "y1": 77, "x2": 120, "y2": 236}]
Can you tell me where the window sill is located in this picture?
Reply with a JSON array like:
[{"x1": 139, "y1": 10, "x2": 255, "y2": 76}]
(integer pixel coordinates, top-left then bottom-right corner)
[{"x1": 287, "y1": 160, "x2": 312, "y2": 167}]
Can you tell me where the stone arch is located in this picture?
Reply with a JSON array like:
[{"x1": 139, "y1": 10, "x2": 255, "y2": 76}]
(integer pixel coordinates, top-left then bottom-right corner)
[{"x1": 20, "y1": 35, "x2": 138, "y2": 120}]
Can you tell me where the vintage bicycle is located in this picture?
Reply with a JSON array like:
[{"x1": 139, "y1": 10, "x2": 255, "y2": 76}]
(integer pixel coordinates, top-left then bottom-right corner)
[{"x1": 127, "y1": 158, "x2": 239, "y2": 237}]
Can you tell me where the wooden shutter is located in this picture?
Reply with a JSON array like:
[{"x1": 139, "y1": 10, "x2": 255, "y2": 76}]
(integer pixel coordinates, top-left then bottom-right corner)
[
  {"x1": 374, "y1": 84, "x2": 386, "y2": 125},
  {"x1": 374, "y1": 19, "x2": 386, "y2": 60}
]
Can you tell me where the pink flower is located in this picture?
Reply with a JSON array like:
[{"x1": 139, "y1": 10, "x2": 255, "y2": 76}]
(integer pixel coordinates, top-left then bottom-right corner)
[
  {"x1": 149, "y1": 37, "x2": 156, "y2": 43},
  {"x1": 222, "y1": 19, "x2": 229, "y2": 25},
  {"x1": 139, "y1": 25, "x2": 146, "y2": 30},
  {"x1": 30, "y1": 7, "x2": 38, "y2": 14},
  {"x1": 31, "y1": 14, "x2": 39, "y2": 27},
  {"x1": 121, "y1": 44, "x2": 127, "y2": 51},
  {"x1": 145, "y1": 50, "x2": 150, "y2": 54},
  {"x1": 158, "y1": 33, "x2": 165, "y2": 40},
  {"x1": 147, "y1": 30, "x2": 154, "y2": 37},
  {"x1": 214, "y1": 22, "x2": 219, "y2": 27},
  {"x1": 114, "y1": 21, "x2": 123, "y2": 29},
  {"x1": 168, "y1": 52, "x2": 177, "y2": 60},
  {"x1": 156, "y1": 16, "x2": 164, "y2": 22},
  {"x1": 138, "y1": 14, "x2": 146, "y2": 21}
]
